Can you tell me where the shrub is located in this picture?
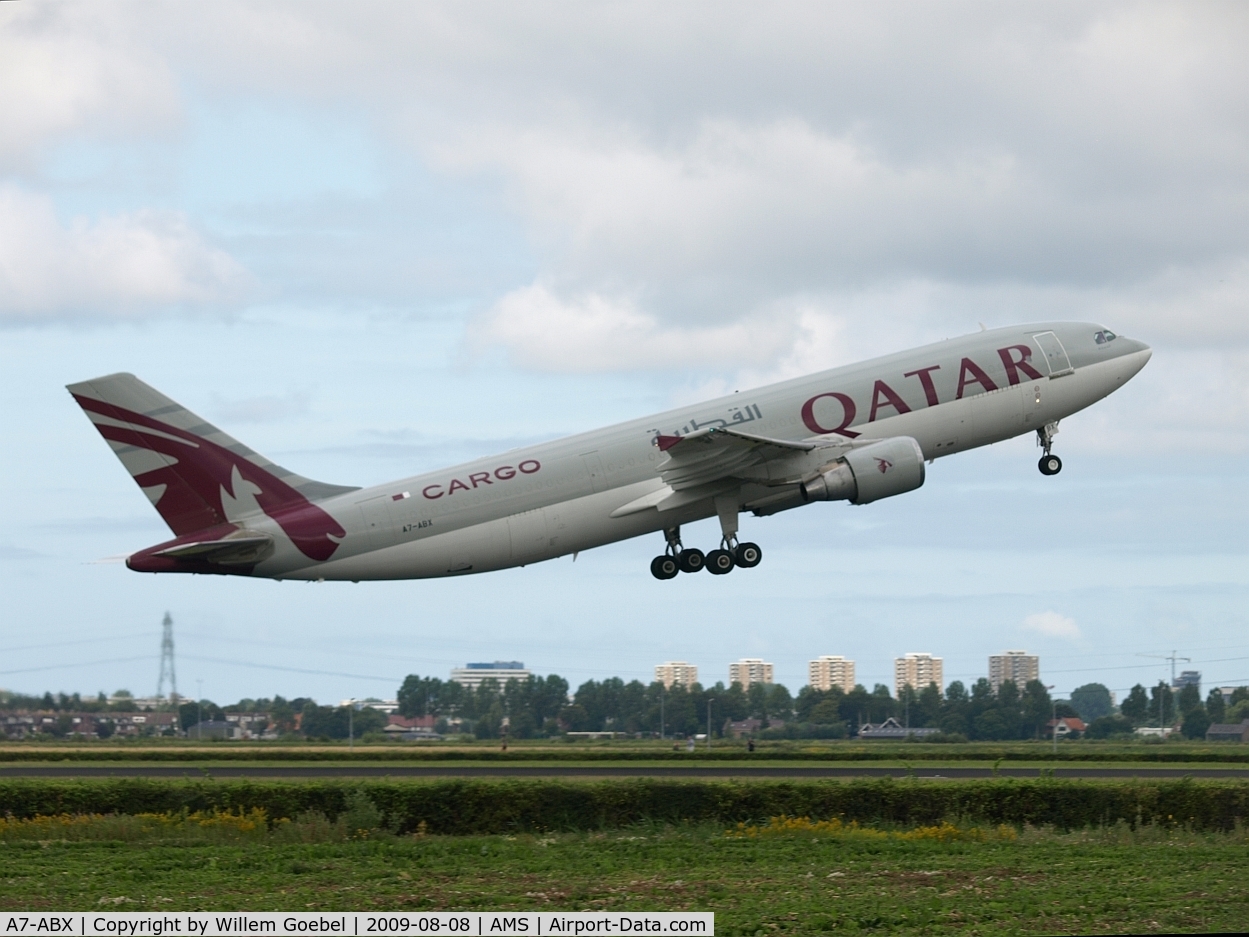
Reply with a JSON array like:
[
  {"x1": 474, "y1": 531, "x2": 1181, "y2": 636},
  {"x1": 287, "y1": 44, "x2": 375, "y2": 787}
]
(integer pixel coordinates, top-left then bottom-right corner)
[
  {"x1": 1085, "y1": 716, "x2": 1135, "y2": 739},
  {"x1": 758, "y1": 722, "x2": 847, "y2": 740},
  {"x1": 0, "y1": 778, "x2": 1245, "y2": 833},
  {"x1": 927, "y1": 732, "x2": 969, "y2": 743},
  {"x1": 339, "y1": 790, "x2": 383, "y2": 836}
]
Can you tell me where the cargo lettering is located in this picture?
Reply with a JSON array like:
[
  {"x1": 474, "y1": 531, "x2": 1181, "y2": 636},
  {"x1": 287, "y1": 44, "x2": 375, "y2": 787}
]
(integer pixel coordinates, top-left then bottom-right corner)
[{"x1": 422, "y1": 460, "x2": 541, "y2": 500}]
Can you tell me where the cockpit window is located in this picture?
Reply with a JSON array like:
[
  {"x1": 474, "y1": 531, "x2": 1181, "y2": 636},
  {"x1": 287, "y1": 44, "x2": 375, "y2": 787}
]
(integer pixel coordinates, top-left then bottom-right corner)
[{"x1": 1094, "y1": 330, "x2": 1117, "y2": 344}]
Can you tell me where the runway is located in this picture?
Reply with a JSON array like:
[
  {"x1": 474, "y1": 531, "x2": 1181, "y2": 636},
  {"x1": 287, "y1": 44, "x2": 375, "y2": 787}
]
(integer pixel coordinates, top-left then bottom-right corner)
[{"x1": 2, "y1": 764, "x2": 1247, "y2": 779}]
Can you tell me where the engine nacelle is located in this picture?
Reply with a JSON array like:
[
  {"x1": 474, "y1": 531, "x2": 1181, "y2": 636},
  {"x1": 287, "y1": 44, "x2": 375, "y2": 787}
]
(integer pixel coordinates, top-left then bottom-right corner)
[{"x1": 800, "y1": 436, "x2": 926, "y2": 505}]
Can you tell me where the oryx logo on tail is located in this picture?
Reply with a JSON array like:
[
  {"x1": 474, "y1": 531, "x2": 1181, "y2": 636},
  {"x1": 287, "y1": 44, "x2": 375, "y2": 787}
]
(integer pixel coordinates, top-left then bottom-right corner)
[{"x1": 69, "y1": 374, "x2": 354, "y2": 564}]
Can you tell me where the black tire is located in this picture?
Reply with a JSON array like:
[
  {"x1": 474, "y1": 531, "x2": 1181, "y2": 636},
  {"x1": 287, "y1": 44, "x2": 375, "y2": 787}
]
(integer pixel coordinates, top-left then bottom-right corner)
[
  {"x1": 705, "y1": 548, "x2": 735, "y2": 575},
  {"x1": 1038, "y1": 454, "x2": 1062, "y2": 476},
  {"x1": 677, "y1": 548, "x2": 705, "y2": 574},
  {"x1": 734, "y1": 542, "x2": 762, "y2": 568},
  {"x1": 650, "y1": 555, "x2": 679, "y2": 580}
]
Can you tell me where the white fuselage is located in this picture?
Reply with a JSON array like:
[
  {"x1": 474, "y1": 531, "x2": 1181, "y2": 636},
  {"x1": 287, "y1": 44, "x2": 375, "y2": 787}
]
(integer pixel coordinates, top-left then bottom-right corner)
[{"x1": 250, "y1": 321, "x2": 1149, "y2": 580}]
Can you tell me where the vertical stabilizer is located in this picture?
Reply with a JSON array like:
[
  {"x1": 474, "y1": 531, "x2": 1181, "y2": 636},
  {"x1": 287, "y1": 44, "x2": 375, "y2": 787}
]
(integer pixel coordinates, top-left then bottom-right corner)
[{"x1": 68, "y1": 373, "x2": 358, "y2": 561}]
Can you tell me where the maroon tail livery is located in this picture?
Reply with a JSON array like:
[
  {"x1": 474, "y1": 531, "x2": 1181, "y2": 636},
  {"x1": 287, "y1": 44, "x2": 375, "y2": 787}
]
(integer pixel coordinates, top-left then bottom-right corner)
[{"x1": 68, "y1": 374, "x2": 357, "y2": 564}]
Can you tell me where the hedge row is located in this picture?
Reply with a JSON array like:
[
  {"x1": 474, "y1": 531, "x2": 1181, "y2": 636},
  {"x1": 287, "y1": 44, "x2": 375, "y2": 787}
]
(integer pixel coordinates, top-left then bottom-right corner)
[
  {"x1": 2, "y1": 778, "x2": 1246, "y2": 832},
  {"x1": 2, "y1": 746, "x2": 1249, "y2": 764}
]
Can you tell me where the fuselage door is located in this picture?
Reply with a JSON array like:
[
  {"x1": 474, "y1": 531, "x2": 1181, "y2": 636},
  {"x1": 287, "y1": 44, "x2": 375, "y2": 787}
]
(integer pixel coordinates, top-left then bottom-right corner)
[
  {"x1": 581, "y1": 451, "x2": 607, "y2": 493},
  {"x1": 1032, "y1": 332, "x2": 1073, "y2": 377},
  {"x1": 356, "y1": 496, "x2": 394, "y2": 550}
]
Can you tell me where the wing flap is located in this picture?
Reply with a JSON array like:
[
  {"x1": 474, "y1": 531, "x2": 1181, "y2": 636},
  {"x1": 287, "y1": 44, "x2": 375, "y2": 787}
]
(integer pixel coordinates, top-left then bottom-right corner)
[
  {"x1": 657, "y1": 426, "x2": 834, "y2": 491},
  {"x1": 609, "y1": 480, "x2": 743, "y2": 517}
]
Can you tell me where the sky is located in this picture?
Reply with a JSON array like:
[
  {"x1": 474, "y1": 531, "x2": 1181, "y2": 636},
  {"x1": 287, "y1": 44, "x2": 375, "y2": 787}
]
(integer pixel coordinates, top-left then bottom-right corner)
[{"x1": 2, "y1": 1, "x2": 1248, "y2": 708}]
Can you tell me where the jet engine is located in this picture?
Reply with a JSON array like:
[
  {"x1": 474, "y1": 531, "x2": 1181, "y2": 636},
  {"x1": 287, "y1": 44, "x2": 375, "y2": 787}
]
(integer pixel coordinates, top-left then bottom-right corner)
[{"x1": 800, "y1": 436, "x2": 925, "y2": 505}]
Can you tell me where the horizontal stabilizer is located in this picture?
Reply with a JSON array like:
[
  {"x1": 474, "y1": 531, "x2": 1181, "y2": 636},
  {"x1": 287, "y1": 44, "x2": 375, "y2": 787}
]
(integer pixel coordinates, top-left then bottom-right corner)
[
  {"x1": 154, "y1": 532, "x2": 274, "y2": 565},
  {"x1": 154, "y1": 532, "x2": 272, "y2": 562}
]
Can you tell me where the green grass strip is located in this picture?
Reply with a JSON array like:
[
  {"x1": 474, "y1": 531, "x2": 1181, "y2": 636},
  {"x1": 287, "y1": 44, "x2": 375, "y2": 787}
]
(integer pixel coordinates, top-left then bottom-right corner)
[{"x1": 3, "y1": 743, "x2": 1249, "y2": 762}]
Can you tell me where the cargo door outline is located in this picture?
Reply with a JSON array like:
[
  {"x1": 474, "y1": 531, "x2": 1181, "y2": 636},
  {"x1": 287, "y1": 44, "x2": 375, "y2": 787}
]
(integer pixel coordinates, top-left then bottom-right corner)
[{"x1": 1033, "y1": 332, "x2": 1073, "y2": 377}]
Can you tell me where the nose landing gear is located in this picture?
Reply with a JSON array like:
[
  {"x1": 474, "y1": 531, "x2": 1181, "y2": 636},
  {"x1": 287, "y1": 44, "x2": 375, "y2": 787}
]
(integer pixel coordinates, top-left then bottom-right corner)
[{"x1": 1036, "y1": 422, "x2": 1062, "y2": 476}]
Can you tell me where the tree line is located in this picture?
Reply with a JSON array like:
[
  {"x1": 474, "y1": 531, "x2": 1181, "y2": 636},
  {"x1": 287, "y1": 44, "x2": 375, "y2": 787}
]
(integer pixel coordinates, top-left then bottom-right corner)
[
  {"x1": 396, "y1": 672, "x2": 1249, "y2": 741},
  {"x1": 10, "y1": 675, "x2": 1249, "y2": 742},
  {"x1": 1110, "y1": 681, "x2": 1249, "y2": 739},
  {"x1": 395, "y1": 673, "x2": 1080, "y2": 740},
  {"x1": 0, "y1": 691, "x2": 146, "y2": 713}
]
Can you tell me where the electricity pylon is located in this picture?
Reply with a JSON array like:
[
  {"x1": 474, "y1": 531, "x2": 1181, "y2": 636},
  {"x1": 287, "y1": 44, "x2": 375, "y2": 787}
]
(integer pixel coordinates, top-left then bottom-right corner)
[
  {"x1": 157, "y1": 612, "x2": 178, "y2": 705},
  {"x1": 1138, "y1": 650, "x2": 1191, "y2": 686}
]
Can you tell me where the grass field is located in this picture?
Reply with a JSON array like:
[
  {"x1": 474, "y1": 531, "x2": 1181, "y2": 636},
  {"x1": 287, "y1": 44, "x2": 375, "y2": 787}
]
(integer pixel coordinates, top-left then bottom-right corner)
[
  {"x1": 1, "y1": 813, "x2": 1246, "y2": 934},
  {"x1": 3, "y1": 738, "x2": 1249, "y2": 763},
  {"x1": 5, "y1": 758, "x2": 1247, "y2": 772}
]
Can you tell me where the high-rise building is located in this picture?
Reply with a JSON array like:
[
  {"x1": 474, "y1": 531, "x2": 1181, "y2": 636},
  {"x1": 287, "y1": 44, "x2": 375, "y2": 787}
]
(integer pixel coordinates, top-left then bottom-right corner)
[
  {"x1": 729, "y1": 659, "x2": 774, "y2": 688},
  {"x1": 450, "y1": 661, "x2": 530, "y2": 691},
  {"x1": 1172, "y1": 670, "x2": 1201, "y2": 692},
  {"x1": 894, "y1": 653, "x2": 943, "y2": 697},
  {"x1": 655, "y1": 661, "x2": 699, "y2": 689},
  {"x1": 808, "y1": 656, "x2": 856, "y2": 694},
  {"x1": 989, "y1": 650, "x2": 1040, "y2": 693}
]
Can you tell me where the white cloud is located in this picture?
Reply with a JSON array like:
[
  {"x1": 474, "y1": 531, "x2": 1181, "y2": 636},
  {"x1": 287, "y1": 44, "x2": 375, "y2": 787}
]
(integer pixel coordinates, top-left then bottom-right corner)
[
  {"x1": 5, "y1": 4, "x2": 1249, "y2": 398},
  {"x1": 471, "y1": 281, "x2": 959, "y2": 381},
  {"x1": 396, "y1": 6, "x2": 1248, "y2": 309},
  {"x1": 0, "y1": 4, "x2": 179, "y2": 167},
  {"x1": 1023, "y1": 611, "x2": 1082, "y2": 641},
  {"x1": 0, "y1": 187, "x2": 250, "y2": 320},
  {"x1": 470, "y1": 282, "x2": 800, "y2": 373}
]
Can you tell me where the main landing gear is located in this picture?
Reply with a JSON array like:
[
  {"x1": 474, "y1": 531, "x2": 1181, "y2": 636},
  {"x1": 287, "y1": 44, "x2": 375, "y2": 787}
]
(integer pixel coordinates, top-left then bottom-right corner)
[
  {"x1": 649, "y1": 499, "x2": 763, "y2": 580},
  {"x1": 650, "y1": 526, "x2": 706, "y2": 579},
  {"x1": 1037, "y1": 421, "x2": 1062, "y2": 476}
]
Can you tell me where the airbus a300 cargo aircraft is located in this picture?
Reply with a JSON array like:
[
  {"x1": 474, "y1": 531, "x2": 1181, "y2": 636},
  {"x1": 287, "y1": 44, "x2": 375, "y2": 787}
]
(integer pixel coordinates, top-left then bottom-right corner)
[{"x1": 70, "y1": 322, "x2": 1149, "y2": 581}]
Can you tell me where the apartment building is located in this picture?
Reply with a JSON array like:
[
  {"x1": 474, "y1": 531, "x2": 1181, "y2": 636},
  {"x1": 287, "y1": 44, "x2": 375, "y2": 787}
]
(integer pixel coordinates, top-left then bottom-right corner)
[
  {"x1": 894, "y1": 653, "x2": 943, "y2": 696},
  {"x1": 988, "y1": 651, "x2": 1039, "y2": 693},
  {"x1": 808, "y1": 656, "x2": 856, "y2": 694},
  {"x1": 654, "y1": 661, "x2": 699, "y2": 689},
  {"x1": 729, "y1": 659, "x2": 774, "y2": 688}
]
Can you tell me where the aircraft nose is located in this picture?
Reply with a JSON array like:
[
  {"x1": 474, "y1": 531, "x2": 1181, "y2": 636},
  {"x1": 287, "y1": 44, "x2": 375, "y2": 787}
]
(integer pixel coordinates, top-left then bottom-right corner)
[{"x1": 1111, "y1": 339, "x2": 1152, "y2": 381}]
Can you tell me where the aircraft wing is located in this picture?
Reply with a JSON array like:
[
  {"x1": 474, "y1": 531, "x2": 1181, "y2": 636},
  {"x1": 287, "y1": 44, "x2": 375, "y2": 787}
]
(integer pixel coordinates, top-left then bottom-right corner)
[
  {"x1": 655, "y1": 427, "x2": 820, "y2": 490},
  {"x1": 611, "y1": 427, "x2": 844, "y2": 517}
]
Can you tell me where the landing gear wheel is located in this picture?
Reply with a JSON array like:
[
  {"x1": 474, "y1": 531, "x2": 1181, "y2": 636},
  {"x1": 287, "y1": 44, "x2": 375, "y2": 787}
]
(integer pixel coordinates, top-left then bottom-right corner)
[
  {"x1": 705, "y1": 548, "x2": 735, "y2": 575},
  {"x1": 650, "y1": 555, "x2": 679, "y2": 580},
  {"x1": 1038, "y1": 454, "x2": 1062, "y2": 476},
  {"x1": 734, "y1": 542, "x2": 762, "y2": 568},
  {"x1": 677, "y1": 548, "x2": 705, "y2": 574}
]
